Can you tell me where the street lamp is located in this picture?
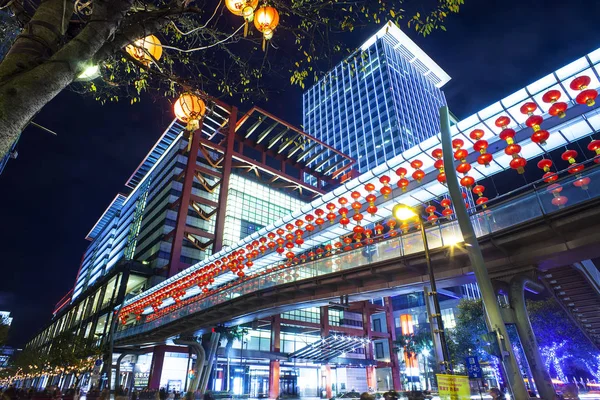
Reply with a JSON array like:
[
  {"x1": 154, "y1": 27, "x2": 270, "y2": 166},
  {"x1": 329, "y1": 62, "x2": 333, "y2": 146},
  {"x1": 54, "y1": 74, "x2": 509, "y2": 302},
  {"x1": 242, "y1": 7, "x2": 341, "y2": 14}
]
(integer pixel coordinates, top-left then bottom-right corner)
[{"x1": 391, "y1": 203, "x2": 452, "y2": 373}]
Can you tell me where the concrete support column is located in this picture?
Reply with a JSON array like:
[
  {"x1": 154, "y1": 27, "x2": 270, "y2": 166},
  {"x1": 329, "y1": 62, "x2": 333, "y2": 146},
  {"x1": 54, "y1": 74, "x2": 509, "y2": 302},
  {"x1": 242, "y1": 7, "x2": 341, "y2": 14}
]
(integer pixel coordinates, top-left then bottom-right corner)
[
  {"x1": 366, "y1": 366, "x2": 377, "y2": 391},
  {"x1": 384, "y1": 297, "x2": 402, "y2": 391},
  {"x1": 148, "y1": 345, "x2": 167, "y2": 390},
  {"x1": 268, "y1": 360, "x2": 280, "y2": 399},
  {"x1": 320, "y1": 306, "x2": 329, "y2": 337},
  {"x1": 323, "y1": 365, "x2": 332, "y2": 399}
]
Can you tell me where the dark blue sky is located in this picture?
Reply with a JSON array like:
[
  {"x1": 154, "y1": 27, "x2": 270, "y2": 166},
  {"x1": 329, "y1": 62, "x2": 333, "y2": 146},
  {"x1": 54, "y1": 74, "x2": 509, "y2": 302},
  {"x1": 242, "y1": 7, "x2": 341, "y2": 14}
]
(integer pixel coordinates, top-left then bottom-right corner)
[{"x1": 1, "y1": 0, "x2": 599, "y2": 346}]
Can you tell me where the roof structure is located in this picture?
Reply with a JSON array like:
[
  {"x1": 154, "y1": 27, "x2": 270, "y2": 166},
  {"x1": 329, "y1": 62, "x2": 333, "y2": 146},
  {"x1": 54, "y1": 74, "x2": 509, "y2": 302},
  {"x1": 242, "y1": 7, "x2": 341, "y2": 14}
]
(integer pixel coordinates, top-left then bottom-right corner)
[
  {"x1": 360, "y1": 21, "x2": 451, "y2": 88},
  {"x1": 288, "y1": 334, "x2": 371, "y2": 362}
]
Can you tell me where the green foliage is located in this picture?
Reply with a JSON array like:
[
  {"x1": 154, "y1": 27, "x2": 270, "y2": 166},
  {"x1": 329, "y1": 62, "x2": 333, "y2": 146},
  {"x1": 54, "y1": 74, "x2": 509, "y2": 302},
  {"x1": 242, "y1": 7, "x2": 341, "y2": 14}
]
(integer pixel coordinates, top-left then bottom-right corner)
[
  {"x1": 46, "y1": 331, "x2": 104, "y2": 377},
  {"x1": 447, "y1": 299, "x2": 494, "y2": 366}
]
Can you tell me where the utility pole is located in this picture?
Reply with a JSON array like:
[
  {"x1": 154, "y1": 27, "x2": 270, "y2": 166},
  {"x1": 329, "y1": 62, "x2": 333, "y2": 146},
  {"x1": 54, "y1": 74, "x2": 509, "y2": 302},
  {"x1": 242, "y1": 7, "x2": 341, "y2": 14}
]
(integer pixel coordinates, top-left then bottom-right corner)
[{"x1": 439, "y1": 106, "x2": 530, "y2": 399}]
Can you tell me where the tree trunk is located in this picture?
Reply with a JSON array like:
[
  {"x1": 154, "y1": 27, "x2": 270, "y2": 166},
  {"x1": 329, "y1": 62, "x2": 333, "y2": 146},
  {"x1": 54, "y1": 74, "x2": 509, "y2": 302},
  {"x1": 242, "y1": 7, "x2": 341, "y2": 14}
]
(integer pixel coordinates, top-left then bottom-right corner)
[{"x1": 0, "y1": 0, "x2": 134, "y2": 159}]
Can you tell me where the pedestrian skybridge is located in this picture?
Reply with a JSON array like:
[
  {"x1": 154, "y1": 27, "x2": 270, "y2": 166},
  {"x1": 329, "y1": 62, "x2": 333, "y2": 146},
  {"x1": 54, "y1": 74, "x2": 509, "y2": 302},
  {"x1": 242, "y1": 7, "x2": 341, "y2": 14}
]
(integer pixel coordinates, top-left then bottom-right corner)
[
  {"x1": 115, "y1": 162, "x2": 600, "y2": 345},
  {"x1": 115, "y1": 50, "x2": 600, "y2": 345}
]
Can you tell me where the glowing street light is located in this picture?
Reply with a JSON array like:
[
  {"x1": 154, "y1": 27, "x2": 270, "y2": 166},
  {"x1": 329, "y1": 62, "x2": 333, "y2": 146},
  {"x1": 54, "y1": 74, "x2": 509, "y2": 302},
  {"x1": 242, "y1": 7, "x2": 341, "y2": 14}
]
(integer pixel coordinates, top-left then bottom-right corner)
[{"x1": 392, "y1": 203, "x2": 451, "y2": 373}]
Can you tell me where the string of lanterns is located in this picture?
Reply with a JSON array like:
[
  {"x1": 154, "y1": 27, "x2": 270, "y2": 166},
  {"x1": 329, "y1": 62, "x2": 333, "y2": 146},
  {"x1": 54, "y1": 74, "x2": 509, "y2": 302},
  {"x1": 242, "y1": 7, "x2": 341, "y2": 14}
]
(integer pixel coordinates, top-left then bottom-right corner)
[
  {"x1": 120, "y1": 75, "x2": 600, "y2": 323},
  {"x1": 225, "y1": 0, "x2": 279, "y2": 50}
]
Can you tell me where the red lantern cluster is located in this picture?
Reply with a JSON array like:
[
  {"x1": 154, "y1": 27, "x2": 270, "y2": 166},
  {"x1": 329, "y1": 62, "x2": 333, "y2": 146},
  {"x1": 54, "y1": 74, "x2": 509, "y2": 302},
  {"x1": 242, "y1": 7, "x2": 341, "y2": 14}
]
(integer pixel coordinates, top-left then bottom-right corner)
[
  {"x1": 380, "y1": 175, "x2": 392, "y2": 198},
  {"x1": 365, "y1": 183, "x2": 378, "y2": 216},
  {"x1": 431, "y1": 149, "x2": 446, "y2": 184},
  {"x1": 548, "y1": 184, "x2": 568, "y2": 208},
  {"x1": 542, "y1": 90, "x2": 568, "y2": 119},
  {"x1": 396, "y1": 167, "x2": 410, "y2": 191},
  {"x1": 496, "y1": 116, "x2": 527, "y2": 174},
  {"x1": 471, "y1": 129, "x2": 493, "y2": 167},
  {"x1": 440, "y1": 198, "x2": 453, "y2": 217},
  {"x1": 426, "y1": 205, "x2": 438, "y2": 223},
  {"x1": 472, "y1": 185, "x2": 488, "y2": 207},
  {"x1": 411, "y1": 159, "x2": 425, "y2": 183},
  {"x1": 537, "y1": 159, "x2": 557, "y2": 183},
  {"x1": 570, "y1": 75, "x2": 598, "y2": 107},
  {"x1": 453, "y1": 138, "x2": 474, "y2": 189},
  {"x1": 562, "y1": 149, "x2": 584, "y2": 175},
  {"x1": 520, "y1": 102, "x2": 550, "y2": 146}
]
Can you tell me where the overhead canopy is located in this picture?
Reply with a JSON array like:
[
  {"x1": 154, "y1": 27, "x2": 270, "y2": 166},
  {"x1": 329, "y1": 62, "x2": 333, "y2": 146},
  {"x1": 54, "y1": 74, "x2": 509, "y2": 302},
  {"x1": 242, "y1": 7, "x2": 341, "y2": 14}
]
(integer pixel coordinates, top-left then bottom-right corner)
[{"x1": 288, "y1": 334, "x2": 371, "y2": 362}]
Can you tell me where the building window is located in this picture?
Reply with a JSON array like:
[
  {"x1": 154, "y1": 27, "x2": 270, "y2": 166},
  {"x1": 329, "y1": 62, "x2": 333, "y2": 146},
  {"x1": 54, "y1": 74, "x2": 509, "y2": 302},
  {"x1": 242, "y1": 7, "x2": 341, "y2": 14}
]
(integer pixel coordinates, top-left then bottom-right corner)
[
  {"x1": 373, "y1": 318, "x2": 382, "y2": 333},
  {"x1": 375, "y1": 342, "x2": 384, "y2": 359},
  {"x1": 240, "y1": 219, "x2": 264, "y2": 238}
]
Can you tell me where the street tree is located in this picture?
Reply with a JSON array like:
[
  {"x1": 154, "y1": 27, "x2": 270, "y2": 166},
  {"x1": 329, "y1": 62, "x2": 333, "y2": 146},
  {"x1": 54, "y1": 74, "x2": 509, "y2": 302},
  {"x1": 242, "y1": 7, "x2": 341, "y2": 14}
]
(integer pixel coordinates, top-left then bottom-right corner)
[
  {"x1": 215, "y1": 325, "x2": 248, "y2": 391},
  {"x1": 46, "y1": 331, "x2": 103, "y2": 387},
  {"x1": 0, "y1": 0, "x2": 464, "y2": 158}
]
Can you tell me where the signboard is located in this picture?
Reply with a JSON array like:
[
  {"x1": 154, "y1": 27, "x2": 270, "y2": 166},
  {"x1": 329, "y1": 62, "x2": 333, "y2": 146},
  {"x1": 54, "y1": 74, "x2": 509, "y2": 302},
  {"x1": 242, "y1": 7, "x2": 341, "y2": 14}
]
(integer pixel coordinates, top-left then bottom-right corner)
[
  {"x1": 465, "y1": 356, "x2": 482, "y2": 379},
  {"x1": 436, "y1": 374, "x2": 471, "y2": 400}
]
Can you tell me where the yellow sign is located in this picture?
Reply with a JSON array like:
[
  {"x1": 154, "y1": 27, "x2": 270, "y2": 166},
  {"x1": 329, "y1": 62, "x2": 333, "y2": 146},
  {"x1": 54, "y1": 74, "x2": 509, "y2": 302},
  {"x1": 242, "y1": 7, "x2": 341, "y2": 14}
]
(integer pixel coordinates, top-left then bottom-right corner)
[{"x1": 436, "y1": 374, "x2": 471, "y2": 400}]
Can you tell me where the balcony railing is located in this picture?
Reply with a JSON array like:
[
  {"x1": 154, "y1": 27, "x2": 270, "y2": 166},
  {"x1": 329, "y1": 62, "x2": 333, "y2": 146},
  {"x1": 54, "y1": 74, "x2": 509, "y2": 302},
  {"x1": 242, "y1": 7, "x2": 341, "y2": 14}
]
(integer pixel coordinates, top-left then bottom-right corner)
[{"x1": 115, "y1": 162, "x2": 600, "y2": 340}]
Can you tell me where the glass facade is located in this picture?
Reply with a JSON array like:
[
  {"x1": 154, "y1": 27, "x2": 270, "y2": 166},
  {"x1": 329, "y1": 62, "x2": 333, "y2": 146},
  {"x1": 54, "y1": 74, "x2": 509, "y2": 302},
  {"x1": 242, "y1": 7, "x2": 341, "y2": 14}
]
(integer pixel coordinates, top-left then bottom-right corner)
[
  {"x1": 222, "y1": 174, "x2": 306, "y2": 247},
  {"x1": 303, "y1": 24, "x2": 448, "y2": 173}
]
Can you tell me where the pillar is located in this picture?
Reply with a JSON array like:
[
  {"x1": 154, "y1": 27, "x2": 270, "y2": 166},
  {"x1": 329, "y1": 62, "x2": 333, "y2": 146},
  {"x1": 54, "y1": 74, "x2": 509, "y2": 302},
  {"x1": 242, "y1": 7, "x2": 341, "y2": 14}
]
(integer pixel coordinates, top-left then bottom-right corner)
[
  {"x1": 323, "y1": 365, "x2": 332, "y2": 399},
  {"x1": 366, "y1": 366, "x2": 377, "y2": 391},
  {"x1": 320, "y1": 306, "x2": 329, "y2": 337},
  {"x1": 148, "y1": 345, "x2": 167, "y2": 390},
  {"x1": 268, "y1": 360, "x2": 280, "y2": 399},
  {"x1": 384, "y1": 297, "x2": 402, "y2": 391}
]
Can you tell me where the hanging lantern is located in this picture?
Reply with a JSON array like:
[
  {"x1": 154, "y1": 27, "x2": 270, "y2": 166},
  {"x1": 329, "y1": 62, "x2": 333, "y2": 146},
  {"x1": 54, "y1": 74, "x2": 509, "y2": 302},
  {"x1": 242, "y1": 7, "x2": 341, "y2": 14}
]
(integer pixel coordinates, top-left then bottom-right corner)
[
  {"x1": 174, "y1": 93, "x2": 206, "y2": 132},
  {"x1": 497, "y1": 117, "x2": 526, "y2": 174},
  {"x1": 473, "y1": 139, "x2": 492, "y2": 167},
  {"x1": 548, "y1": 184, "x2": 568, "y2": 208},
  {"x1": 380, "y1": 175, "x2": 392, "y2": 198},
  {"x1": 339, "y1": 206, "x2": 350, "y2": 228},
  {"x1": 425, "y1": 205, "x2": 438, "y2": 223},
  {"x1": 562, "y1": 150, "x2": 584, "y2": 174},
  {"x1": 520, "y1": 102, "x2": 549, "y2": 145},
  {"x1": 365, "y1": 182, "x2": 376, "y2": 193},
  {"x1": 387, "y1": 219, "x2": 397, "y2": 237},
  {"x1": 353, "y1": 225, "x2": 364, "y2": 242},
  {"x1": 460, "y1": 176, "x2": 475, "y2": 189},
  {"x1": 374, "y1": 224, "x2": 384, "y2": 236},
  {"x1": 433, "y1": 159, "x2": 446, "y2": 184},
  {"x1": 410, "y1": 159, "x2": 425, "y2": 183},
  {"x1": 326, "y1": 203, "x2": 336, "y2": 223},
  {"x1": 473, "y1": 185, "x2": 488, "y2": 208},
  {"x1": 588, "y1": 140, "x2": 600, "y2": 163},
  {"x1": 254, "y1": 6, "x2": 279, "y2": 51},
  {"x1": 470, "y1": 129, "x2": 485, "y2": 140},
  {"x1": 125, "y1": 35, "x2": 163, "y2": 66},
  {"x1": 396, "y1": 167, "x2": 409, "y2": 191},
  {"x1": 366, "y1": 194, "x2": 377, "y2": 216},
  {"x1": 573, "y1": 176, "x2": 591, "y2": 190},
  {"x1": 542, "y1": 90, "x2": 568, "y2": 118},
  {"x1": 440, "y1": 198, "x2": 453, "y2": 217},
  {"x1": 314, "y1": 209, "x2": 325, "y2": 228},
  {"x1": 570, "y1": 75, "x2": 598, "y2": 106},
  {"x1": 537, "y1": 159, "x2": 558, "y2": 183},
  {"x1": 225, "y1": 0, "x2": 259, "y2": 36}
]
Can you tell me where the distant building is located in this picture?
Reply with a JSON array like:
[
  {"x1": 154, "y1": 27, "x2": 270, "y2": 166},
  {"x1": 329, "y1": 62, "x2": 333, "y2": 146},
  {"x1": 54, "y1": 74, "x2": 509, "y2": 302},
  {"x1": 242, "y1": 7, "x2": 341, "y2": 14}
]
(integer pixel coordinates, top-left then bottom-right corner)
[{"x1": 303, "y1": 22, "x2": 450, "y2": 174}]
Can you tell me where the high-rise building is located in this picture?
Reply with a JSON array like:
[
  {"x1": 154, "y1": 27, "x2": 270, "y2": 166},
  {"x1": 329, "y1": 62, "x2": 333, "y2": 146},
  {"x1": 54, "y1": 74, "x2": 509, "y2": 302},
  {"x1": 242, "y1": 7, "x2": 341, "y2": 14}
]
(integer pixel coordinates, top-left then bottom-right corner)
[
  {"x1": 25, "y1": 102, "x2": 354, "y2": 390},
  {"x1": 303, "y1": 22, "x2": 450, "y2": 174}
]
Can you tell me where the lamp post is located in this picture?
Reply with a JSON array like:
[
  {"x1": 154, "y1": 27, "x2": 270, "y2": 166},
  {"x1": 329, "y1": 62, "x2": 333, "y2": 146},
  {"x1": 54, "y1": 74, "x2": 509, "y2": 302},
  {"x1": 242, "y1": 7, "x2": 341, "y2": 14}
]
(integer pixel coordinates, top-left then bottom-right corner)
[{"x1": 392, "y1": 204, "x2": 451, "y2": 373}]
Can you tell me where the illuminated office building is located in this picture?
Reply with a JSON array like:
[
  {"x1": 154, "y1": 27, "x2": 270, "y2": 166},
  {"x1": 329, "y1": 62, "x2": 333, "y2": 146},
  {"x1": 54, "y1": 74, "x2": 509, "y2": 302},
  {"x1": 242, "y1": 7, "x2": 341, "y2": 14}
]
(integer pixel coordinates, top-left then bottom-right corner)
[{"x1": 303, "y1": 22, "x2": 450, "y2": 174}]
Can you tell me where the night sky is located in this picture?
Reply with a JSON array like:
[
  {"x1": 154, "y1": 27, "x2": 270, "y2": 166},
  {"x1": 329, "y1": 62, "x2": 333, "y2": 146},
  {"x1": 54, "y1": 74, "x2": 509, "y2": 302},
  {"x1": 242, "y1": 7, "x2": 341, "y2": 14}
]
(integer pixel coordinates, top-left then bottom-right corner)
[{"x1": 1, "y1": 0, "x2": 599, "y2": 347}]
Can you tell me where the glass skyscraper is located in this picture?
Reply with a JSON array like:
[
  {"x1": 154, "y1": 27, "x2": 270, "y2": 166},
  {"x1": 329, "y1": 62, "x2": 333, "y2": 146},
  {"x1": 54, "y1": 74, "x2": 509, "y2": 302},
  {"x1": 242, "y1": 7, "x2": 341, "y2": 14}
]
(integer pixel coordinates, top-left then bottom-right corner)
[{"x1": 303, "y1": 22, "x2": 451, "y2": 173}]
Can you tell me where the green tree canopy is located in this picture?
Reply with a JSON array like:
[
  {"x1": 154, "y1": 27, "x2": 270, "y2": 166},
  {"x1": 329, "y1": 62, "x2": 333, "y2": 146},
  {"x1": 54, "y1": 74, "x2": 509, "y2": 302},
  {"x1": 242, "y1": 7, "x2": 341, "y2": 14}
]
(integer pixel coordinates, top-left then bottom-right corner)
[{"x1": 0, "y1": 0, "x2": 464, "y2": 159}]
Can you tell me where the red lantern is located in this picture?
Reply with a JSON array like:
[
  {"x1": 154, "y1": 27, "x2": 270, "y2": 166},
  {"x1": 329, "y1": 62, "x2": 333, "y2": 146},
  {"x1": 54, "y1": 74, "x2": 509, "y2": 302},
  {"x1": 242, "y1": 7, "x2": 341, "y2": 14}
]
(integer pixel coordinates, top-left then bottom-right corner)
[
  {"x1": 454, "y1": 148, "x2": 468, "y2": 162},
  {"x1": 456, "y1": 162, "x2": 471, "y2": 175},
  {"x1": 473, "y1": 185, "x2": 487, "y2": 208},
  {"x1": 588, "y1": 140, "x2": 600, "y2": 163},
  {"x1": 531, "y1": 130, "x2": 550, "y2": 145},
  {"x1": 431, "y1": 148, "x2": 443, "y2": 159},
  {"x1": 412, "y1": 169, "x2": 425, "y2": 183},
  {"x1": 410, "y1": 160, "x2": 424, "y2": 183},
  {"x1": 498, "y1": 123, "x2": 526, "y2": 174},
  {"x1": 470, "y1": 129, "x2": 485, "y2": 140},
  {"x1": 339, "y1": 207, "x2": 350, "y2": 227},
  {"x1": 366, "y1": 194, "x2": 377, "y2": 216},
  {"x1": 573, "y1": 177, "x2": 591, "y2": 190},
  {"x1": 387, "y1": 219, "x2": 397, "y2": 237},
  {"x1": 434, "y1": 158, "x2": 446, "y2": 184},
  {"x1": 460, "y1": 176, "x2": 475, "y2": 189},
  {"x1": 477, "y1": 153, "x2": 493, "y2": 167},
  {"x1": 396, "y1": 167, "x2": 409, "y2": 191},
  {"x1": 509, "y1": 157, "x2": 527, "y2": 174},
  {"x1": 425, "y1": 205, "x2": 437, "y2": 222},
  {"x1": 570, "y1": 75, "x2": 597, "y2": 106},
  {"x1": 452, "y1": 138, "x2": 464, "y2": 149},
  {"x1": 380, "y1": 175, "x2": 392, "y2": 198},
  {"x1": 562, "y1": 150, "x2": 584, "y2": 174},
  {"x1": 374, "y1": 224, "x2": 384, "y2": 236},
  {"x1": 441, "y1": 198, "x2": 453, "y2": 217},
  {"x1": 542, "y1": 89, "x2": 568, "y2": 119},
  {"x1": 495, "y1": 116, "x2": 511, "y2": 129}
]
